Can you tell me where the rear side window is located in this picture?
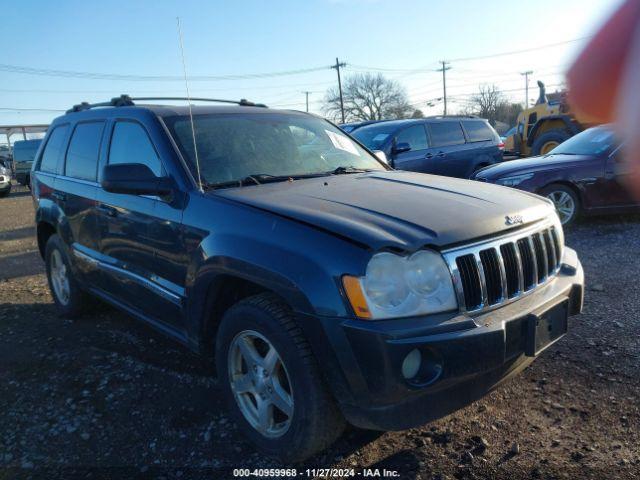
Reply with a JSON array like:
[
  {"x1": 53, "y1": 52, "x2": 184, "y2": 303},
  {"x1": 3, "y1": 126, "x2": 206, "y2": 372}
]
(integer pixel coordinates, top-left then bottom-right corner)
[
  {"x1": 65, "y1": 122, "x2": 105, "y2": 181},
  {"x1": 462, "y1": 121, "x2": 495, "y2": 142},
  {"x1": 109, "y1": 122, "x2": 163, "y2": 176},
  {"x1": 428, "y1": 122, "x2": 465, "y2": 147},
  {"x1": 39, "y1": 125, "x2": 69, "y2": 173},
  {"x1": 395, "y1": 125, "x2": 428, "y2": 150}
]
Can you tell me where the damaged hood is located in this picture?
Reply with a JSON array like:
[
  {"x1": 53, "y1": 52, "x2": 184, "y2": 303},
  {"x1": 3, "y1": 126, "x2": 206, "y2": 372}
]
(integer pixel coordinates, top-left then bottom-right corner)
[{"x1": 214, "y1": 170, "x2": 554, "y2": 251}]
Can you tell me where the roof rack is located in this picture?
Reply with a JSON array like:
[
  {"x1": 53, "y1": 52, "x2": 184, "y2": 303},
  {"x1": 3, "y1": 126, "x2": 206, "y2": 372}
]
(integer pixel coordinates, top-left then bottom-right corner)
[
  {"x1": 66, "y1": 95, "x2": 267, "y2": 113},
  {"x1": 425, "y1": 114, "x2": 479, "y2": 119}
]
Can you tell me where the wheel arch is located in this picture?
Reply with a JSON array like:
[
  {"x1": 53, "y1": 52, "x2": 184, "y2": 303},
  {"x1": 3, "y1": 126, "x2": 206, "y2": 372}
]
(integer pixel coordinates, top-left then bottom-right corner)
[
  {"x1": 527, "y1": 115, "x2": 581, "y2": 147},
  {"x1": 187, "y1": 261, "x2": 316, "y2": 357},
  {"x1": 36, "y1": 221, "x2": 57, "y2": 259},
  {"x1": 537, "y1": 181, "x2": 583, "y2": 212}
]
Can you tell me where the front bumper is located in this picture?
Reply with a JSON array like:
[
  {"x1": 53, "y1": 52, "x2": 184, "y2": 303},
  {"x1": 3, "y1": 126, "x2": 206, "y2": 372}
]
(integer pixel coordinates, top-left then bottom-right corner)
[{"x1": 308, "y1": 247, "x2": 583, "y2": 430}]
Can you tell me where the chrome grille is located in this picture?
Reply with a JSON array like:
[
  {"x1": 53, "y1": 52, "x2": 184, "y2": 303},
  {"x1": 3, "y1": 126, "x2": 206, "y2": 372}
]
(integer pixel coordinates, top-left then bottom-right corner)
[{"x1": 443, "y1": 221, "x2": 563, "y2": 313}]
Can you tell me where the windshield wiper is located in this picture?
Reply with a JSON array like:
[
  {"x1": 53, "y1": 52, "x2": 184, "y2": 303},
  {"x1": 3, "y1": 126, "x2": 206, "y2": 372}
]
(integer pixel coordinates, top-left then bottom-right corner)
[
  {"x1": 204, "y1": 172, "x2": 326, "y2": 190},
  {"x1": 329, "y1": 166, "x2": 372, "y2": 175}
]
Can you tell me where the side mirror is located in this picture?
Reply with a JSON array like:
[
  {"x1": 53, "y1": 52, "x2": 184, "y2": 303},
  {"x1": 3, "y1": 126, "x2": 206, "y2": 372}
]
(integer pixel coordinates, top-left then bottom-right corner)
[
  {"x1": 393, "y1": 142, "x2": 411, "y2": 154},
  {"x1": 101, "y1": 163, "x2": 173, "y2": 196},
  {"x1": 372, "y1": 150, "x2": 388, "y2": 164}
]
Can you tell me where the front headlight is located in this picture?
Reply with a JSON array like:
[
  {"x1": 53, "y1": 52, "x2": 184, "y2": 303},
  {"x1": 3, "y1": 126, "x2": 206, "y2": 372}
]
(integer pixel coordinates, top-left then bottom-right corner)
[
  {"x1": 496, "y1": 173, "x2": 534, "y2": 187},
  {"x1": 343, "y1": 250, "x2": 458, "y2": 319}
]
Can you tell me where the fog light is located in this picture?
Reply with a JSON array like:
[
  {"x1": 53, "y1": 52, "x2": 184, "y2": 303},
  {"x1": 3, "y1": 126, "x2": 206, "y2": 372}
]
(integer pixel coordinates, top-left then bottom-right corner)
[{"x1": 401, "y1": 349, "x2": 422, "y2": 379}]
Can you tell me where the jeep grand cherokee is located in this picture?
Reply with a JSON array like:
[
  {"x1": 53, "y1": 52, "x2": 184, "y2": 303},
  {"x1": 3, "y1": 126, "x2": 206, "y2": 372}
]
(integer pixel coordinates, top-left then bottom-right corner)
[{"x1": 31, "y1": 96, "x2": 584, "y2": 462}]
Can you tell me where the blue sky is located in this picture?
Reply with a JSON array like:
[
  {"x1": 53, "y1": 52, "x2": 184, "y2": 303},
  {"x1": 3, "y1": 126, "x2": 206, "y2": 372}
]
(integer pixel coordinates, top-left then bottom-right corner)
[{"x1": 0, "y1": 0, "x2": 622, "y2": 129}]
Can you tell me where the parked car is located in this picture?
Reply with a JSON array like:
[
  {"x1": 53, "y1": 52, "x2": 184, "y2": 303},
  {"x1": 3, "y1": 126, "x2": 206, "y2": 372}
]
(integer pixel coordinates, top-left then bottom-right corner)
[
  {"x1": 473, "y1": 125, "x2": 638, "y2": 225},
  {"x1": 12, "y1": 139, "x2": 42, "y2": 187},
  {"x1": 339, "y1": 120, "x2": 380, "y2": 133},
  {"x1": 0, "y1": 160, "x2": 11, "y2": 197},
  {"x1": 32, "y1": 96, "x2": 583, "y2": 462},
  {"x1": 351, "y1": 116, "x2": 504, "y2": 178},
  {"x1": 0, "y1": 145, "x2": 11, "y2": 162}
]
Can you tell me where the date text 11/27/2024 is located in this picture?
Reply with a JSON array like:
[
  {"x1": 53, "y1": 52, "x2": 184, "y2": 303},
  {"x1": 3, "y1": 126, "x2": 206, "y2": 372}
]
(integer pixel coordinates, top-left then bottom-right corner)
[{"x1": 232, "y1": 468, "x2": 401, "y2": 477}]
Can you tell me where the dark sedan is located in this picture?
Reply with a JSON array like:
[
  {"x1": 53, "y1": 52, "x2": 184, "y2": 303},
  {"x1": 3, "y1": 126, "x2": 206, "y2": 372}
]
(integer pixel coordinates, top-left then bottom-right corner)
[{"x1": 474, "y1": 125, "x2": 639, "y2": 225}]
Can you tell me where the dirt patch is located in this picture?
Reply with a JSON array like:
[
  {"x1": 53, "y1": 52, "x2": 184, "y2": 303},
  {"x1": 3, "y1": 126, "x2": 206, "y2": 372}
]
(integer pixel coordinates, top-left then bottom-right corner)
[{"x1": 1, "y1": 183, "x2": 638, "y2": 479}]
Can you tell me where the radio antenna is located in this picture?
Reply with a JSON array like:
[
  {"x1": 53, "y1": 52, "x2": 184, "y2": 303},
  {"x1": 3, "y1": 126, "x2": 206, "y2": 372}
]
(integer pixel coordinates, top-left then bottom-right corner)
[{"x1": 176, "y1": 17, "x2": 203, "y2": 192}]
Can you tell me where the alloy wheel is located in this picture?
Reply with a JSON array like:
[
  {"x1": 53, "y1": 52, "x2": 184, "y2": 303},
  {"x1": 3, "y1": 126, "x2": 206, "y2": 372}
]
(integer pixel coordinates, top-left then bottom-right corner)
[
  {"x1": 547, "y1": 190, "x2": 576, "y2": 225},
  {"x1": 50, "y1": 249, "x2": 71, "y2": 305},
  {"x1": 228, "y1": 330, "x2": 294, "y2": 438}
]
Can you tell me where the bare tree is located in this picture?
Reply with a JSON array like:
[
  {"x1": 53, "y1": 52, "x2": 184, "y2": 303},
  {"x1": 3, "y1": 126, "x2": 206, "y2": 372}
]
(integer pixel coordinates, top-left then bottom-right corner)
[
  {"x1": 323, "y1": 73, "x2": 414, "y2": 122},
  {"x1": 467, "y1": 84, "x2": 503, "y2": 125},
  {"x1": 465, "y1": 84, "x2": 523, "y2": 127}
]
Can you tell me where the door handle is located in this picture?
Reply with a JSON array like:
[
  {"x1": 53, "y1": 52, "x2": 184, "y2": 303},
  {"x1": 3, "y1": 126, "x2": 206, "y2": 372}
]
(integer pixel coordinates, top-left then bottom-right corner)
[
  {"x1": 424, "y1": 153, "x2": 433, "y2": 159},
  {"x1": 97, "y1": 204, "x2": 118, "y2": 217},
  {"x1": 52, "y1": 191, "x2": 66, "y2": 202},
  {"x1": 436, "y1": 151, "x2": 446, "y2": 158}
]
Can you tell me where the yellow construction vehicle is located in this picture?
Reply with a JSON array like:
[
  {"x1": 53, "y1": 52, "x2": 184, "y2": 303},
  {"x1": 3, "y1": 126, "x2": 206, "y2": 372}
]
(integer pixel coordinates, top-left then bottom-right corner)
[{"x1": 504, "y1": 81, "x2": 594, "y2": 157}]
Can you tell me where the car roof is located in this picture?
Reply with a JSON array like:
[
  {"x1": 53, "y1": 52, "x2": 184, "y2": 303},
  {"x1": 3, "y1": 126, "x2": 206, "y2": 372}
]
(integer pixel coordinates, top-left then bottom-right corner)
[
  {"x1": 13, "y1": 139, "x2": 42, "y2": 145},
  {"x1": 49, "y1": 104, "x2": 314, "y2": 128},
  {"x1": 353, "y1": 116, "x2": 486, "y2": 132}
]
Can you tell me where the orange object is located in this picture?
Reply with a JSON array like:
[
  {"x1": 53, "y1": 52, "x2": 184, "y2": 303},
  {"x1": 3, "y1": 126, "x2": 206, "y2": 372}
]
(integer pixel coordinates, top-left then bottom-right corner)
[
  {"x1": 342, "y1": 276, "x2": 372, "y2": 319},
  {"x1": 567, "y1": 0, "x2": 640, "y2": 123},
  {"x1": 567, "y1": 0, "x2": 640, "y2": 199}
]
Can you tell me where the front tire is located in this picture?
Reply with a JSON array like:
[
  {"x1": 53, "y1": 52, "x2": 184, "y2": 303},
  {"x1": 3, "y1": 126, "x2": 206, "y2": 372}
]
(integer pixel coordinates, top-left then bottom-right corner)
[
  {"x1": 45, "y1": 234, "x2": 91, "y2": 317},
  {"x1": 216, "y1": 293, "x2": 345, "y2": 462},
  {"x1": 531, "y1": 129, "x2": 571, "y2": 156},
  {"x1": 540, "y1": 184, "x2": 580, "y2": 225}
]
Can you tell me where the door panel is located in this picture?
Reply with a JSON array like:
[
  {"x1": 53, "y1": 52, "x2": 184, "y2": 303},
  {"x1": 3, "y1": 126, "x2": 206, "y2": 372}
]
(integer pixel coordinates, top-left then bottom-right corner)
[
  {"x1": 56, "y1": 177, "x2": 100, "y2": 283},
  {"x1": 600, "y1": 152, "x2": 640, "y2": 208},
  {"x1": 95, "y1": 120, "x2": 186, "y2": 332},
  {"x1": 427, "y1": 122, "x2": 468, "y2": 178},
  {"x1": 391, "y1": 124, "x2": 430, "y2": 172},
  {"x1": 55, "y1": 121, "x2": 105, "y2": 285}
]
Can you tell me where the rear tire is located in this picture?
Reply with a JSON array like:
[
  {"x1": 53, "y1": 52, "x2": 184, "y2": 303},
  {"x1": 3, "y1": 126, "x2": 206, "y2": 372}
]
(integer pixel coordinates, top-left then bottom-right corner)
[
  {"x1": 531, "y1": 129, "x2": 571, "y2": 156},
  {"x1": 216, "y1": 293, "x2": 345, "y2": 462},
  {"x1": 45, "y1": 234, "x2": 91, "y2": 318},
  {"x1": 0, "y1": 189, "x2": 9, "y2": 198},
  {"x1": 540, "y1": 184, "x2": 580, "y2": 225}
]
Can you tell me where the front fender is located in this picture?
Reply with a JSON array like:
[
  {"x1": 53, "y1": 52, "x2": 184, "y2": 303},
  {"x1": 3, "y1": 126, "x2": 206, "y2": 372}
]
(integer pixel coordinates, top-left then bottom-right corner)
[{"x1": 180, "y1": 194, "x2": 373, "y2": 350}]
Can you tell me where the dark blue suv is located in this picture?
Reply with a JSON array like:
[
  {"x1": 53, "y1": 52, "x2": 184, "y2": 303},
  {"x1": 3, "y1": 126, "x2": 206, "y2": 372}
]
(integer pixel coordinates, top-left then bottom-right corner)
[
  {"x1": 31, "y1": 96, "x2": 583, "y2": 462},
  {"x1": 352, "y1": 116, "x2": 503, "y2": 178}
]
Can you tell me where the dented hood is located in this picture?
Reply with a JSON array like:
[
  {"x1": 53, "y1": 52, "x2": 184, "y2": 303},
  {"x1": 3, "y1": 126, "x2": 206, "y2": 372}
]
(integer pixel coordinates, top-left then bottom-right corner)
[{"x1": 214, "y1": 170, "x2": 554, "y2": 251}]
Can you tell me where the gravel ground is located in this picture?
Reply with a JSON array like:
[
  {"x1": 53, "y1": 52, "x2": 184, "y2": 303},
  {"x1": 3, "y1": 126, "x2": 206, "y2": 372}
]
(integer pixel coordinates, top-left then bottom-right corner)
[{"x1": 0, "y1": 183, "x2": 639, "y2": 480}]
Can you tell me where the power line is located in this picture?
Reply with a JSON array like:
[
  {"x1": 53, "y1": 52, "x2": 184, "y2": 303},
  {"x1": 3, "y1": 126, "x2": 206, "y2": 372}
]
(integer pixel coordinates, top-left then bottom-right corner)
[
  {"x1": 344, "y1": 38, "x2": 588, "y2": 74},
  {"x1": 0, "y1": 63, "x2": 332, "y2": 82},
  {"x1": 0, "y1": 80, "x2": 336, "y2": 95},
  {"x1": 0, "y1": 107, "x2": 65, "y2": 112},
  {"x1": 448, "y1": 37, "x2": 591, "y2": 62},
  {"x1": 407, "y1": 83, "x2": 565, "y2": 108},
  {"x1": 406, "y1": 73, "x2": 561, "y2": 98}
]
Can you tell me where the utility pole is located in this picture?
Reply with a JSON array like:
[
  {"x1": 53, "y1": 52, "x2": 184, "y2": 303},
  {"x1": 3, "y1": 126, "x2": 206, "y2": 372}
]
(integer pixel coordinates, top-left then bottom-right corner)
[
  {"x1": 302, "y1": 91, "x2": 311, "y2": 112},
  {"x1": 437, "y1": 61, "x2": 451, "y2": 115},
  {"x1": 331, "y1": 57, "x2": 347, "y2": 123},
  {"x1": 521, "y1": 70, "x2": 533, "y2": 107}
]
